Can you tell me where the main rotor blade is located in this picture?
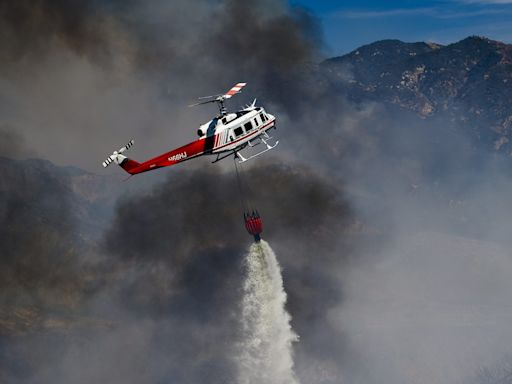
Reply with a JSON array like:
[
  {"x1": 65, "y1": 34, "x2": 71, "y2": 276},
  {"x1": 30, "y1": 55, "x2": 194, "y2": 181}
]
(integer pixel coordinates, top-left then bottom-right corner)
[
  {"x1": 189, "y1": 82, "x2": 247, "y2": 107},
  {"x1": 198, "y1": 93, "x2": 223, "y2": 100},
  {"x1": 188, "y1": 99, "x2": 218, "y2": 107},
  {"x1": 223, "y1": 82, "x2": 246, "y2": 99}
]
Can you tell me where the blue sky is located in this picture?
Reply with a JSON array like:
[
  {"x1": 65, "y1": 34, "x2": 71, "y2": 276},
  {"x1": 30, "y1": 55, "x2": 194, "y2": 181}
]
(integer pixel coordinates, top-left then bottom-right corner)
[{"x1": 291, "y1": 0, "x2": 512, "y2": 55}]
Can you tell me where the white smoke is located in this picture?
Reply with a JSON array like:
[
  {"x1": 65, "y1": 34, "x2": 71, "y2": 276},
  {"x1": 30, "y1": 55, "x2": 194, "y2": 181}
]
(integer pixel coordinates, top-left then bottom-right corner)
[{"x1": 237, "y1": 240, "x2": 300, "y2": 384}]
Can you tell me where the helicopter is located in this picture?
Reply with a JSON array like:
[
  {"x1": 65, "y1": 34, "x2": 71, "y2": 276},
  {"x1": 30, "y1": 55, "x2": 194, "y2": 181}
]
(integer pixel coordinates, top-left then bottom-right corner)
[{"x1": 102, "y1": 83, "x2": 278, "y2": 175}]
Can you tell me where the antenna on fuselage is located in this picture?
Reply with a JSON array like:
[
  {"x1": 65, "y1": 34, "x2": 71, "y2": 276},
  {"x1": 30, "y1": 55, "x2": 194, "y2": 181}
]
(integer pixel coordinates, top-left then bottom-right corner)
[{"x1": 189, "y1": 83, "x2": 246, "y2": 116}]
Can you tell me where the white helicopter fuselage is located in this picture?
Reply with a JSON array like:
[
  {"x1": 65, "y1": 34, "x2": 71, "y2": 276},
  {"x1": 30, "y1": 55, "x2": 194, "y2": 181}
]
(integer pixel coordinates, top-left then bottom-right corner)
[{"x1": 197, "y1": 106, "x2": 276, "y2": 154}]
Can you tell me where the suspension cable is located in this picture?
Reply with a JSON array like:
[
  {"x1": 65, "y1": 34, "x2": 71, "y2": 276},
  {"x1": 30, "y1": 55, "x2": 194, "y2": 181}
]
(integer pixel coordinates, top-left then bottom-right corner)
[{"x1": 234, "y1": 155, "x2": 249, "y2": 213}]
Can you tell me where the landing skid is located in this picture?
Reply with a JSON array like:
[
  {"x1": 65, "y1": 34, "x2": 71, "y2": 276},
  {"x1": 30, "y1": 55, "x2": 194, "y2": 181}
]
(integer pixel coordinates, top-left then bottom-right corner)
[
  {"x1": 211, "y1": 132, "x2": 279, "y2": 164},
  {"x1": 236, "y1": 134, "x2": 279, "y2": 163}
]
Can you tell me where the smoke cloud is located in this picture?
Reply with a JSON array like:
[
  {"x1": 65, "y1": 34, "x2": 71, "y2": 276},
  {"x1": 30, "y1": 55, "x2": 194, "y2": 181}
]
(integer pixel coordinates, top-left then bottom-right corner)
[
  {"x1": 2, "y1": 1, "x2": 512, "y2": 383},
  {"x1": 0, "y1": 158, "x2": 352, "y2": 383},
  {"x1": 98, "y1": 162, "x2": 353, "y2": 384},
  {"x1": 0, "y1": 126, "x2": 33, "y2": 159}
]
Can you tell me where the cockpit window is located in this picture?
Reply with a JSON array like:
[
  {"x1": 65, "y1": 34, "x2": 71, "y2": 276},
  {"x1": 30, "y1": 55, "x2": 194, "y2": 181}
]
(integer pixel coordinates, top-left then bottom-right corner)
[{"x1": 222, "y1": 117, "x2": 227, "y2": 125}]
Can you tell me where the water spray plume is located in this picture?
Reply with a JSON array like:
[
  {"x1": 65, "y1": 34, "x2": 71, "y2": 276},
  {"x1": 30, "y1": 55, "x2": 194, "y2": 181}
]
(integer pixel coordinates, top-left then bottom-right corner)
[{"x1": 237, "y1": 240, "x2": 300, "y2": 384}]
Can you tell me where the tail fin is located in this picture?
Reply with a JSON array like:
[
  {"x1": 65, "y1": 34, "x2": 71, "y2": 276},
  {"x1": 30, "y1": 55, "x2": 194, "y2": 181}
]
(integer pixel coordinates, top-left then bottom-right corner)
[
  {"x1": 118, "y1": 158, "x2": 140, "y2": 174},
  {"x1": 102, "y1": 139, "x2": 140, "y2": 174}
]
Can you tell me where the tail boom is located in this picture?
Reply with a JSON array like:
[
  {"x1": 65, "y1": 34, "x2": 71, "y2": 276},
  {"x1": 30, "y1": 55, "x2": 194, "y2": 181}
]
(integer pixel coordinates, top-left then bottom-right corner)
[{"x1": 119, "y1": 139, "x2": 207, "y2": 175}]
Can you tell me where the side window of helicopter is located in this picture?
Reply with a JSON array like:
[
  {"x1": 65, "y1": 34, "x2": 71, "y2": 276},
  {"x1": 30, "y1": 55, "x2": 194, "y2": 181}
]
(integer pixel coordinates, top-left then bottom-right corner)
[
  {"x1": 254, "y1": 116, "x2": 260, "y2": 127},
  {"x1": 244, "y1": 121, "x2": 253, "y2": 133},
  {"x1": 234, "y1": 127, "x2": 244, "y2": 137}
]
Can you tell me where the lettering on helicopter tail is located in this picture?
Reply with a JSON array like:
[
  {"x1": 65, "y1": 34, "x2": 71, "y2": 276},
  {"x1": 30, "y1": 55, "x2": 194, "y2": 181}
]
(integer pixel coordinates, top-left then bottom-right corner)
[{"x1": 168, "y1": 152, "x2": 187, "y2": 162}]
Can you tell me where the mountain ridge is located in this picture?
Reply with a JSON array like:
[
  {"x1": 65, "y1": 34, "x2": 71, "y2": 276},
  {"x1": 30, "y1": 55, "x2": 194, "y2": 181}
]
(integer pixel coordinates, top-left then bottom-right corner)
[{"x1": 321, "y1": 36, "x2": 512, "y2": 153}]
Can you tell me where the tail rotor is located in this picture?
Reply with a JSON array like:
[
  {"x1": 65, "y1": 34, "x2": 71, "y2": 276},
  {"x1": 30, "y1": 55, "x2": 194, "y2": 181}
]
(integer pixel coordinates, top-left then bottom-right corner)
[{"x1": 102, "y1": 139, "x2": 134, "y2": 168}]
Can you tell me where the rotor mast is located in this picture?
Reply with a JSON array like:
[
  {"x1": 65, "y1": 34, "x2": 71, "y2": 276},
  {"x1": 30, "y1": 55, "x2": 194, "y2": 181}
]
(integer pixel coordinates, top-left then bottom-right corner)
[{"x1": 218, "y1": 98, "x2": 227, "y2": 115}]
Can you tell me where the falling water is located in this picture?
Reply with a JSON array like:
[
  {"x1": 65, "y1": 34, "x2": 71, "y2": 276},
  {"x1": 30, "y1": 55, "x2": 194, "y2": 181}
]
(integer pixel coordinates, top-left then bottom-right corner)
[{"x1": 237, "y1": 240, "x2": 299, "y2": 384}]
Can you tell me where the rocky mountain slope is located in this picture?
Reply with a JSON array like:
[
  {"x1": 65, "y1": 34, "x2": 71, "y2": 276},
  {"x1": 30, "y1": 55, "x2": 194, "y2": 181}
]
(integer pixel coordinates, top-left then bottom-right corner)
[
  {"x1": 321, "y1": 36, "x2": 512, "y2": 152},
  {"x1": 0, "y1": 157, "x2": 111, "y2": 335}
]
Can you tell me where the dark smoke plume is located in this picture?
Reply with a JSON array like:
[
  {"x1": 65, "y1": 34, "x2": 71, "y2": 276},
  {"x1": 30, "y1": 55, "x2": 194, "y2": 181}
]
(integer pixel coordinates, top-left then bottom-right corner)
[
  {"x1": 104, "y1": 161, "x2": 354, "y2": 322},
  {"x1": 0, "y1": 154, "x2": 354, "y2": 383},
  {"x1": 99, "y1": 162, "x2": 353, "y2": 383},
  {"x1": 3, "y1": 1, "x2": 512, "y2": 383}
]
